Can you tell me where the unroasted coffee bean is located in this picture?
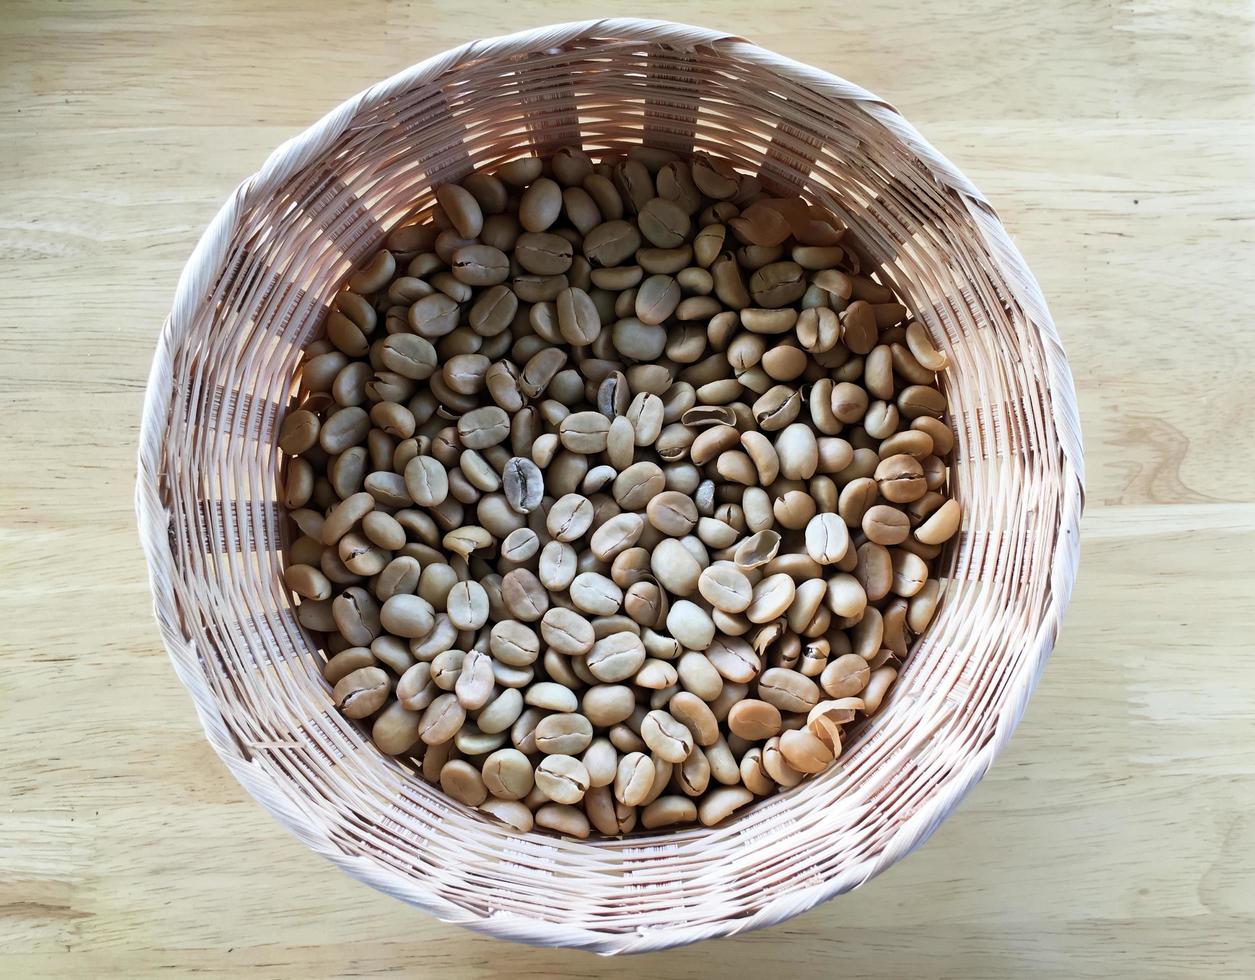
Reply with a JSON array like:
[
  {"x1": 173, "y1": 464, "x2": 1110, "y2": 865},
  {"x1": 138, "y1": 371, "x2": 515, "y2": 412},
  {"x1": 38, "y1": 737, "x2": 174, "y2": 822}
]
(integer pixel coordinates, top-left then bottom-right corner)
[
  {"x1": 638, "y1": 197, "x2": 690, "y2": 248},
  {"x1": 698, "y1": 561, "x2": 752, "y2": 613},
  {"x1": 454, "y1": 725, "x2": 508, "y2": 761},
  {"x1": 450, "y1": 243, "x2": 508, "y2": 286},
  {"x1": 559, "y1": 411, "x2": 611, "y2": 453},
  {"x1": 758, "y1": 667, "x2": 821, "y2": 713},
  {"x1": 490, "y1": 619, "x2": 540, "y2": 666},
  {"x1": 372, "y1": 700, "x2": 423, "y2": 755},
  {"x1": 525, "y1": 681, "x2": 578, "y2": 713},
  {"x1": 746, "y1": 573, "x2": 796, "y2": 624},
  {"x1": 541, "y1": 606, "x2": 595, "y2": 656},
  {"x1": 705, "y1": 635, "x2": 759, "y2": 685},
  {"x1": 535, "y1": 755, "x2": 590, "y2": 805},
  {"x1": 404, "y1": 456, "x2": 448, "y2": 507},
  {"x1": 805, "y1": 513, "x2": 851, "y2": 565},
  {"x1": 863, "y1": 504, "x2": 911, "y2": 545},
  {"x1": 548, "y1": 493, "x2": 594, "y2": 541},
  {"x1": 640, "y1": 710, "x2": 695, "y2": 763},
  {"x1": 614, "y1": 751, "x2": 655, "y2": 806},
  {"x1": 677, "y1": 652, "x2": 723, "y2": 701},
  {"x1": 500, "y1": 526, "x2": 540, "y2": 562},
  {"x1": 458, "y1": 406, "x2": 510, "y2": 449},
  {"x1": 284, "y1": 147, "x2": 956, "y2": 836},
  {"x1": 515, "y1": 231, "x2": 574, "y2": 276},
  {"x1": 535, "y1": 713, "x2": 595, "y2": 756},
  {"x1": 646, "y1": 490, "x2": 699, "y2": 536},
  {"x1": 587, "y1": 632, "x2": 646, "y2": 682},
  {"x1": 876, "y1": 454, "x2": 928, "y2": 503},
  {"x1": 774, "y1": 422, "x2": 819, "y2": 480},
  {"x1": 667, "y1": 599, "x2": 716, "y2": 651},
  {"x1": 447, "y1": 581, "x2": 489, "y2": 630},
  {"x1": 418, "y1": 693, "x2": 466, "y2": 745},
  {"x1": 778, "y1": 728, "x2": 833, "y2": 773},
  {"x1": 482, "y1": 748, "x2": 534, "y2": 800},
  {"x1": 728, "y1": 699, "x2": 782, "y2": 741},
  {"x1": 636, "y1": 274, "x2": 682, "y2": 325},
  {"x1": 591, "y1": 513, "x2": 645, "y2": 560},
  {"x1": 698, "y1": 786, "x2": 753, "y2": 826},
  {"x1": 916, "y1": 498, "x2": 962, "y2": 544},
  {"x1": 333, "y1": 666, "x2": 390, "y2": 719},
  {"x1": 503, "y1": 456, "x2": 544, "y2": 513},
  {"x1": 642, "y1": 796, "x2": 698, "y2": 829},
  {"x1": 501, "y1": 568, "x2": 548, "y2": 622},
  {"x1": 284, "y1": 563, "x2": 331, "y2": 601},
  {"x1": 556, "y1": 286, "x2": 601, "y2": 346},
  {"x1": 635, "y1": 657, "x2": 678, "y2": 689},
  {"x1": 584, "y1": 220, "x2": 641, "y2": 267},
  {"x1": 862, "y1": 666, "x2": 898, "y2": 714},
  {"x1": 582, "y1": 686, "x2": 636, "y2": 728},
  {"x1": 891, "y1": 549, "x2": 930, "y2": 597},
  {"x1": 516, "y1": 176, "x2": 561, "y2": 231},
  {"x1": 614, "y1": 462, "x2": 665, "y2": 510},
  {"x1": 750, "y1": 261, "x2": 806, "y2": 308},
  {"x1": 650, "y1": 538, "x2": 703, "y2": 597}
]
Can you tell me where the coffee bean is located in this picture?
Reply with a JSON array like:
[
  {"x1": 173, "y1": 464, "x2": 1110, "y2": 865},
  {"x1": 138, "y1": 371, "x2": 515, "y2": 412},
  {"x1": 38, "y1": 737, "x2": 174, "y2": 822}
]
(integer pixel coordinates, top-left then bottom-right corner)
[
  {"x1": 728, "y1": 699, "x2": 782, "y2": 741},
  {"x1": 533, "y1": 712, "x2": 595, "y2": 756},
  {"x1": 418, "y1": 693, "x2": 466, "y2": 745},
  {"x1": 590, "y1": 513, "x2": 645, "y2": 561},
  {"x1": 584, "y1": 220, "x2": 642, "y2": 267},
  {"x1": 540, "y1": 606, "x2": 595, "y2": 657},
  {"x1": 778, "y1": 728, "x2": 834, "y2": 774},
  {"x1": 547, "y1": 492, "x2": 594, "y2": 541},
  {"x1": 636, "y1": 197, "x2": 690, "y2": 248},
  {"x1": 446, "y1": 580, "x2": 489, "y2": 631},
  {"x1": 558, "y1": 411, "x2": 611, "y2": 453},
  {"x1": 586, "y1": 632, "x2": 646, "y2": 682},
  {"x1": 614, "y1": 752, "x2": 654, "y2": 807},
  {"x1": 862, "y1": 504, "x2": 911, "y2": 545},
  {"x1": 486, "y1": 621, "x2": 537, "y2": 669},
  {"x1": 524, "y1": 681, "x2": 578, "y2": 713},
  {"x1": 613, "y1": 461, "x2": 665, "y2": 510},
  {"x1": 698, "y1": 786, "x2": 753, "y2": 826},
  {"x1": 774, "y1": 422, "x2": 819, "y2": 480},
  {"x1": 862, "y1": 667, "x2": 898, "y2": 715},
  {"x1": 481, "y1": 748, "x2": 534, "y2": 801},
  {"x1": 697, "y1": 561, "x2": 752, "y2": 613},
  {"x1": 734, "y1": 529, "x2": 781, "y2": 570},
  {"x1": 502, "y1": 456, "x2": 544, "y2": 514},
  {"x1": 640, "y1": 710, "x2": 695, "y2": 763},
  {"x1": 758, "y1": 668, "x2": 821, "y2": 714},
  {"x1": 915, "y1": 498, "x2": 962, "y2": 544},
  {"x1": 804, "y1": 513, "x2": 851, "y2": 566},
  {"x1": 501, "y1": 568, "x2": 548, "y2": 622},
  {"x1": 500, "y1": 526, "x2": 540, "y2": 562},
  {"x1": 667, "y1": 600, "x2": 716, "y2": 651},
  {"x1": 333, "y1": 666, "x2": 390, "y2": 719}
]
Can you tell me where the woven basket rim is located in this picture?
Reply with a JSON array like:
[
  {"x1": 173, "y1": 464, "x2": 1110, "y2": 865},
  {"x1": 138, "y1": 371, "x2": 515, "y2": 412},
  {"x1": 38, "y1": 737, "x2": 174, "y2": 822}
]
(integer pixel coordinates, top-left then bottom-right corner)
[{"x1": 135, "y1": 17, "x2": 1084, "y2": 954}]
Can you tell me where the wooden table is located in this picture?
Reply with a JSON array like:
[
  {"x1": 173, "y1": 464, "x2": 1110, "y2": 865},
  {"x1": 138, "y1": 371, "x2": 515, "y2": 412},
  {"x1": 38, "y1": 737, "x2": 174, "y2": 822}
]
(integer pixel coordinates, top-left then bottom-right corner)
[{"x1": 4, "y1": 1, "x2": 1253, "y2": 976}]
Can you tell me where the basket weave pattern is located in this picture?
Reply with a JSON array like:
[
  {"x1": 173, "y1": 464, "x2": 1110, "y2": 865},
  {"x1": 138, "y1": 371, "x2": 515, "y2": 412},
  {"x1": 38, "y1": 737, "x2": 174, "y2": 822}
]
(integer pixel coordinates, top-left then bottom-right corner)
[{"x1": 136, "y1": 18, "x2": 1084, "y2": 954}]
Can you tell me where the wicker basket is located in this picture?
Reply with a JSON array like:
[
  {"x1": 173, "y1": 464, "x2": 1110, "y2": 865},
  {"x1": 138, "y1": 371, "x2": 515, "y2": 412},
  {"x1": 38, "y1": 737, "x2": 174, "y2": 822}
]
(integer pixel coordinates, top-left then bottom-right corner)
[{"x1": 136, "y1": 18, "x2": 1084, "y2": 954}]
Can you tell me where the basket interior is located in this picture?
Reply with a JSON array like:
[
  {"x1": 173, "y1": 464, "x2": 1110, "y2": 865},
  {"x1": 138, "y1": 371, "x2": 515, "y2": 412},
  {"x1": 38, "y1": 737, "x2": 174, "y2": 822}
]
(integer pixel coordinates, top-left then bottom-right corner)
[{"x1": 155, "y1": 29, "x2": 1073, "y2": 948}]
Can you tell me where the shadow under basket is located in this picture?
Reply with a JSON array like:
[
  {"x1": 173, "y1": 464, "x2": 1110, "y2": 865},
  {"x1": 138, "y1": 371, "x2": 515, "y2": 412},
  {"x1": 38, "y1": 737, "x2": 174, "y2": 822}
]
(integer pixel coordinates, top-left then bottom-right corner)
[{"x1": 136, "y1": 17, "x2": 1084, "y2": 954}]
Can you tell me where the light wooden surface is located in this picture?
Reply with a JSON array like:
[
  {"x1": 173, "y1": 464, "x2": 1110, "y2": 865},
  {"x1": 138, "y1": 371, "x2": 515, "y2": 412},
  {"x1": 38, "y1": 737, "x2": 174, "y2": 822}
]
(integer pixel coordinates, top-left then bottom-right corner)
[{"x1": 3, "y1": 1, "x2": 1253, "y2": 976}]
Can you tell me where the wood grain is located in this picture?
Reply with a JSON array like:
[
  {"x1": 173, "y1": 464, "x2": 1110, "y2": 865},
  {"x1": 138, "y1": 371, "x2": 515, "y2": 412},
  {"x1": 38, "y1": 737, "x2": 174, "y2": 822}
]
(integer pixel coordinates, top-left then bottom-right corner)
[{"x1": 2, "y1": 1, "x2": 1253, "y2": 976}]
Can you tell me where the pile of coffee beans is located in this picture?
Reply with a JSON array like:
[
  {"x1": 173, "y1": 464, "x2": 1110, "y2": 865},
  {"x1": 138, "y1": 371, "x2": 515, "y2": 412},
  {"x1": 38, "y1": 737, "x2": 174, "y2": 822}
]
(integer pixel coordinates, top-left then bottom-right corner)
[{"x1": 279, "y1": 146, "x2": 961, "y2": 838}]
